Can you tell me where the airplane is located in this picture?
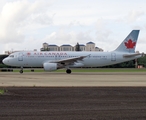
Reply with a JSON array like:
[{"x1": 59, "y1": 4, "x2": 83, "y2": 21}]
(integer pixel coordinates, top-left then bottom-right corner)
[{"x1": 3, "y1": 30, "x2": 143, "y2": 74}]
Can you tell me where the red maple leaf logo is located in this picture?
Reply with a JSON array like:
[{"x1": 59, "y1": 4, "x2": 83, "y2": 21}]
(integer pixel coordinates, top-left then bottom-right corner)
[
  {"x1": 124, "y1": 39, "x2": 136, "y2": 49},
  {"x1": 27, "y1": 52, "x2": 31, "y2": 55}
]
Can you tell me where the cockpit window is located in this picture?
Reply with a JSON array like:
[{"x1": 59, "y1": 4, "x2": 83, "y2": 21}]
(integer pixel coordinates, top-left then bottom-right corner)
[{"x1": 9, "y1": 55, "x2": 14, "y2": 58}]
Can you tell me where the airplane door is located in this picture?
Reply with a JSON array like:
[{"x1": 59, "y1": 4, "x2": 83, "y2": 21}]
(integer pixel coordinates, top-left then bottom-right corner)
[
  {"x1": 111, "y1": 53, "x2": 116, "y2": 61},
  {"x1": 18, "y1": 53, "x2": 23, "y2": 61}
]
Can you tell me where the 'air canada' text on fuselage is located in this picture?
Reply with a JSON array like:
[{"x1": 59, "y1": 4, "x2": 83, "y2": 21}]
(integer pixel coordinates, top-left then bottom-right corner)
[{"x1": 28, "y1": 52, "x2": 68, "y2": 56}]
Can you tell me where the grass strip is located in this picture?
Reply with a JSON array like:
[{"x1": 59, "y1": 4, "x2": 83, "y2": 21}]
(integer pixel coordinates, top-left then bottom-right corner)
[
  {"x1": 11, "y1": 68, "x2": 146, "y2": 73},
  {"x1": 0, "y1": 89, "x2": 6, "y2": 95}
]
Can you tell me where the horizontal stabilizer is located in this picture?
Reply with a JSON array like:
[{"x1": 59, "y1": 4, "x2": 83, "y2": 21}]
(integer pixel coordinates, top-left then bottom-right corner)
[{"x1": 123, "y1": 53, "x2": 143, "y2": 58}]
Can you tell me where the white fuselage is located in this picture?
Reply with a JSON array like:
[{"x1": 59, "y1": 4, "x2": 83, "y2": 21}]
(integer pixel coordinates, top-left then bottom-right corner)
[{"x1": 3, "y1": 51, "x2": 141, "y2": 68}]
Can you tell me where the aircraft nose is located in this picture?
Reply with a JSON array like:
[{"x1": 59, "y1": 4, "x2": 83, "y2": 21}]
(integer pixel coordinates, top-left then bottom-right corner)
[{"x1": 2, "y1": 58, "x2": 9, "y2": 65}]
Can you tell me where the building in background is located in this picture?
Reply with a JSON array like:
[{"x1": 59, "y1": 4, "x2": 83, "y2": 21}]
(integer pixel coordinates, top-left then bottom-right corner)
[
  {"x1": 60, "y1": 44, "x2": 73, "y2": 51},
  {"x1": 48, "y1": 44, "x2": 59, "y2": 51},
  {"x1": 95, "y1": 47, "x2": 103, "y2": 51},
  {"x1": 40, "y1": 42, "x2": 49, "y2": 51},
  {"x1": 74, "y1": 44, "x2": 86, "y2": 51},
  {"x1": 86, "y1": 42, "x2": 95, "y2": 51},
  {"x1": 40, "y1": 42, "x2": 103, "y2": 52}
]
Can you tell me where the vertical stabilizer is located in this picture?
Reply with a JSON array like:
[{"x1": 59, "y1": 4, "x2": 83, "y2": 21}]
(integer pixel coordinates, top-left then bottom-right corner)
[{"x1": 114, "y1": 30, "x2": 139, "y2": 53}]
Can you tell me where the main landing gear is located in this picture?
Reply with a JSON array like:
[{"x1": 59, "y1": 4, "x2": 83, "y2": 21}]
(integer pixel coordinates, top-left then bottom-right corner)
[
  {"x1": 20, "y1": 70, "x2": 23, "y2": 74},
  {"x1": 66, "y1": 69, "x2": 71, "y2": 74},
  {"x1": 19, "y1": 66, "x2": 23, "y2": 74}
]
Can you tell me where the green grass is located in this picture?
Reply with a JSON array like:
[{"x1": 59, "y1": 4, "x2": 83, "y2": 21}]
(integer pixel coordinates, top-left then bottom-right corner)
[
  {"x1": 12, "y1": 68, "x2": 146, "y2": 73},
  {"x1": 0, "y1": 89, "x2": 6, "y2": 95},
  {"x1": 13, "y1": 69, "x2": 44, "y2": 72}
]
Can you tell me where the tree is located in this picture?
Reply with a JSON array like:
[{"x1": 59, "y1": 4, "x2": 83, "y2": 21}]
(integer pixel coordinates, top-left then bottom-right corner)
[
  {"x1": 137, "y1": 56, "x2": 146, "y2": 67},
  {"x1": 40, "y1": 47, "x2": 50, "y2": 51},
  {"x1": 75, "y1": 42, "x2": 81, "y2": 51},
  {"x1": 44, "y1": 47, "x2": 50, "y2": 51}
]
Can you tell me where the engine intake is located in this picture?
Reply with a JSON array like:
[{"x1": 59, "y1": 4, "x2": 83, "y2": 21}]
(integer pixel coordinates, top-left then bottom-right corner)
[{"x1": 43, "y1": 63, "x2": 57, "y2": 71}]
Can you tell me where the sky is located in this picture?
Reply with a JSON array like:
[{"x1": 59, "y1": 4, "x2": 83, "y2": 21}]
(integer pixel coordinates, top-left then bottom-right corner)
[{"x1": 0, "y1": 0, "x2": 146, "y2": 53}]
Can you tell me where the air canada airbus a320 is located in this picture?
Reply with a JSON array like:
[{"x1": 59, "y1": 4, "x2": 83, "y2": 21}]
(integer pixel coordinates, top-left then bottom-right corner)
[{"x1": 3, "y1": 30, "x2": 143, "y2": 74}]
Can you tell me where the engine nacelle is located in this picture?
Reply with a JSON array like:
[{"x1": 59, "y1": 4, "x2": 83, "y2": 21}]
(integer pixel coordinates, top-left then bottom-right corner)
[{"x1": 43, "y1": 63, "x2": 57, "y2": 71}]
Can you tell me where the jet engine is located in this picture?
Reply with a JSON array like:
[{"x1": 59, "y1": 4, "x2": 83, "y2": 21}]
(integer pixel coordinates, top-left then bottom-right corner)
[{"x1": 43, "y1": 63, "x2": 57, "y2": 71}]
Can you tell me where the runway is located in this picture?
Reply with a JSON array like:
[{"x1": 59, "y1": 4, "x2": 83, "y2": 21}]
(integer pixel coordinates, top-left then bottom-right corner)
[
  {"x1": 0, "y1": 72, "x2": 146, "y2": 86},
  {"x1": 1, "y1": 72, "x2": 146, "y2": 119}
]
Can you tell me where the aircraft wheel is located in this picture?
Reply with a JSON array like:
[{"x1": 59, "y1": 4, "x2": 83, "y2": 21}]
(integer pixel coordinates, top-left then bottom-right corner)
[
  {"x1": 66, "y1": 69, "x2": 71, "y2": 74},
  {"x1": 20, "y1": 70, "x2": 23, "y2": 74}
]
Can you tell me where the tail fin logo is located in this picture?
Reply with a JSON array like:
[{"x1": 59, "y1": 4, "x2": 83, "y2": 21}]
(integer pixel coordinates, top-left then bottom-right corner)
[
  {"x1": 27, "y1": 52, "x2": 31, "y2": 56},
  {"x1": 124, "y1": 39, "x2": 136, "y2": 49}
]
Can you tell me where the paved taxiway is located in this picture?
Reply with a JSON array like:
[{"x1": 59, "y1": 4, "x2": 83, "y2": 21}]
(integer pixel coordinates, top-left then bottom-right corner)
[{"x1": 0, "y1": 72, "x2": 146, "y2": 86}]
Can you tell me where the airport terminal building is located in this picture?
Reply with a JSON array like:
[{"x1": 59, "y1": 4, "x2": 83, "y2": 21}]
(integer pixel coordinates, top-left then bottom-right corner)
[{"x1": 40, "y1": 42, "x2": 103, "y2": 52}]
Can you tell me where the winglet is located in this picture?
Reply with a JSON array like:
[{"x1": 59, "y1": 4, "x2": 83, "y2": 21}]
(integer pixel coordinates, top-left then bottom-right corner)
[{"x1": 114, "y1": 30, "x2": 140, "y2": 53}]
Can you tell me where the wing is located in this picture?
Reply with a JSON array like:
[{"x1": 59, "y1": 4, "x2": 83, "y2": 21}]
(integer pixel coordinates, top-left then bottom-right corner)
[{"x1": 49, "y1": 54, "x2": 90, "y2": 64}]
